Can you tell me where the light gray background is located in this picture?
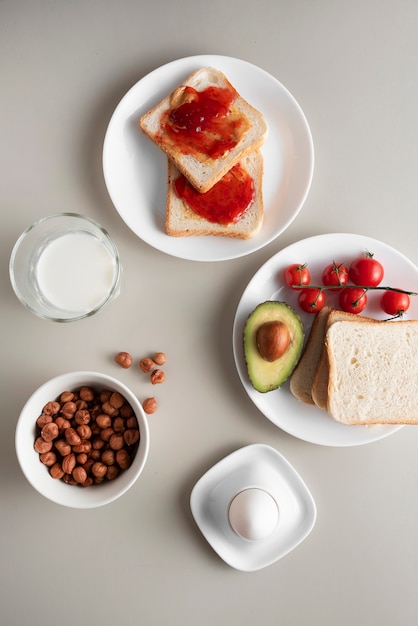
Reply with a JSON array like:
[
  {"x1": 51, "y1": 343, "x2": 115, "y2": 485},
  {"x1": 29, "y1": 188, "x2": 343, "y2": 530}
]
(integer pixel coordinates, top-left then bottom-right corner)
[{"x1": 1, "y1": 2, "x2": 417, "y2": 625}]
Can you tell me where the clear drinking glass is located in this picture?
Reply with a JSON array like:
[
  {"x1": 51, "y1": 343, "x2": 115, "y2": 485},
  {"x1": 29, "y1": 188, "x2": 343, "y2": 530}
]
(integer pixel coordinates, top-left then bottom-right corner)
[{"x1": 9, "y1": 213, "x2": 121, "y2": 322}]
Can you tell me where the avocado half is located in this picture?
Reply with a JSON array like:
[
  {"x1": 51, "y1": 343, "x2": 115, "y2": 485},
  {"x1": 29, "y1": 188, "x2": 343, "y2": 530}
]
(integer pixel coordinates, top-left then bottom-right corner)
[{"x1": 243, "y1": 301, "x2": 304, "y2": 393}]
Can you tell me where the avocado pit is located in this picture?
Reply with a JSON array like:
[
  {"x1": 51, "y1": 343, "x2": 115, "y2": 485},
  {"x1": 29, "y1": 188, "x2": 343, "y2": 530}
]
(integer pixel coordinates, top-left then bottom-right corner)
[{"x1": 256, "y1": 321, "x2": 290, "y2": 362}]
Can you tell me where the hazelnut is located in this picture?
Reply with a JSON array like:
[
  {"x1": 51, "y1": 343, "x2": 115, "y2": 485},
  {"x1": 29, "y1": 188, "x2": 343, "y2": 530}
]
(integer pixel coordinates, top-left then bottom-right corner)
[
  {"x1": 64, "y1": 428, "x2": 81, "y2": 447},
  {"x1": 90, "y1": 449, "x2": 101, "y2": 461},
  {"x1": 109, "y1": 433, "x2": 124, "y2": 451},
  {"x1": 109, "y1": 392, "x2": 125, "y2": 409},
  {"x1": 72, "y1": 439, "x2": 91, "y2": 454},
  {"x1": 76, "y1": 453, "x2": 88, "y2": 465},
  {"x1": 36, "y1": 414, "x2": 52, "y2": 429},
  {"x1": 153, "y1": 352, "x2": 167, "y2": 366},
  {"x1": 126, "y1": 416, "x2": 138, "y2": 429},
  {"x1": 150, "y1": 369, "x2": 165, "y2": 385},
  {"x1": 74, "y1": 409, "x2": 90, "y2": 425},
  {"x1": 106, "y1": 465, "x2": 119, "y2": 480},
  {"x1": 139, "y1": 357, "x2": 155, "y2": 373},
  {"x1": 96, "y1": 414, "x2": 112, "y2": 429},
  {"x1": 100, "y1": 390, "x2": 112, "y2": 403},
  {"x1": 92, "y1": 436, "x2": 105, "y2": 450},
  {"x1": 72, "y1": 466, "x2": 87, "y2": 484},
  {"x1": 114, "y1": 351, "x2": 133, "y2": 369},
  {"x1": 101, "y1": 401, "x2": 118, "y2": 416},
  {"x1": 60, "y1": 391, "x2": 74, "y2": 403},
  {"x1": 34, "y1": 437, "x2": 53, "y2": 453},
  {"x1": 39, "y1": 451, "x2": 57, "y2": 466},
  {"x1": 55, "y1": 416, "x2": 71, "y2": 432},
  {"x1": 61, "y1": 453, "x2": 76, "y2": 475},
  {"x1": 256, "y1": 321, "x2": 290, "y2": 362},
  {"x1": 100, "y1": 427, "x2": 114, "y2": 442},
  {"x1": 112, "y1": 417, "x2": 125, "y2": 433},
  {"x1": 63, "y1": 474, "x2": 78, "y2": 486},
  {"x1": 42, "y1": 401, "x2": 60, "y2": 416},
  {"x1": 54, "y1": 439, "x2": 71, "y2": 456},
  {"x1": 61, "y1": 401, "x2": 77, "y2": 418},
  {"x1": 120, "y1": 404, "x2": 133, "y2": 418},
  {"x1": 41, "y1": 422, "x2": 59, "y2": 442},
  {"x1": 142, "y1": 397, "x2": 157, "y2": 414},
  {"x1": 76, "y1": 424, "x2": 92, "y2": 439},
  {"x1": 79, "y1": 386, "x2": 94, "y2": 402},
  {"x1": 101, "y1": 449, "x2": 115, "y2": 465},
  {"x1": 50, "y1": 463, "x2": 65, "y2": 479},
  {"x1": 116, "y1": 449, "x2": 131, "y2": 470},
  {"x1": 92, "y1": 462, "x2": 107, "y2": 478},
  {"x1": 124, "y1": 429, "x2": 139, "y2": 446}
]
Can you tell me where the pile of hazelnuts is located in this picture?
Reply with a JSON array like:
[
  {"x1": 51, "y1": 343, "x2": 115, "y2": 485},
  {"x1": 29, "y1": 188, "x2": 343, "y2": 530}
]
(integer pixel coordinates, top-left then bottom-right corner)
[
  {"x1": 114, "y1": 351, "x2": 167, "y2": 415},
  {"x1": 34, "y1": 386, "x2": 140, "y2": 487}
]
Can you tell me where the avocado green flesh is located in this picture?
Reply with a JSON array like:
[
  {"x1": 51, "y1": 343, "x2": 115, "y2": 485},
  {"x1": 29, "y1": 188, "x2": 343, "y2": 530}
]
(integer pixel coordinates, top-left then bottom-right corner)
[{"x1": 243, "y1": 301, "x2": 304, "y2": 393}]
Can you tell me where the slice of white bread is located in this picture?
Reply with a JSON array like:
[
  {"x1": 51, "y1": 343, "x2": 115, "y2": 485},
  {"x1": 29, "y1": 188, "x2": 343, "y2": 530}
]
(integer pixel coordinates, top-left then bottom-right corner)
[
  {"x1": 289, "y1": 306, "x2": 333, "y2": 404},
  {"x1": 140, "y1": 67, "x2": 268, "y2": 193},
  {"x1": 326, "y1": 319, "x2": 418, "y2": 425},
  {"x1": 311, "y1": 309, "x2": 377, "y2": 409},
  {"x1": 165, "y1": 151, "x2": 264, "y2": 239}
]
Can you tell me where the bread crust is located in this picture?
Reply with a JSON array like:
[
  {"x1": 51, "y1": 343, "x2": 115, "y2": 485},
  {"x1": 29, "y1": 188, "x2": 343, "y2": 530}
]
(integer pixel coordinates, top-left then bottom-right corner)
[
  {"x1": 289, "y1": 306, "x2": 333, "y2": 404},
  {"x1": 140, "y1": 67, "x2": 268, "y2": 193}
]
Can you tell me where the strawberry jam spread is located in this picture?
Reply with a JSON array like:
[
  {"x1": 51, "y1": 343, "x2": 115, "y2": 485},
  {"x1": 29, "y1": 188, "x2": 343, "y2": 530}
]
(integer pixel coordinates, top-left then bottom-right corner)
[
  {"x1": 174, "y1": 163, "x2": 255, "y2": 225},
  {"x1": 162, "y1": 85, "x2": 250, "y2": 159}
]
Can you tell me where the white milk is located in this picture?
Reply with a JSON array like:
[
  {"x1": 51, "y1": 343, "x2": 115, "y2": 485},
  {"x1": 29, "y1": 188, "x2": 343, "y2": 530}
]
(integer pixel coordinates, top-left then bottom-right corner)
[{"x1": 36, "y1": 232, "x2": 117, "y2": 313}]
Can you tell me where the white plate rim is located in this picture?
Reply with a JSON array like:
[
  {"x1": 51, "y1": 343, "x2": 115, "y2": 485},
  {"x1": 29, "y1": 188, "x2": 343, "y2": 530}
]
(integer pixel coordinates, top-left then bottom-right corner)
[
  {"x1": 102, "y1": 54, "x2": 314, "y2": 262},
  {"x1": 232, "y1": 233, "x2": 418, "y2": 447},
  {"x1": 190, "y1": 443, "x2": 316, "y2": 571}
]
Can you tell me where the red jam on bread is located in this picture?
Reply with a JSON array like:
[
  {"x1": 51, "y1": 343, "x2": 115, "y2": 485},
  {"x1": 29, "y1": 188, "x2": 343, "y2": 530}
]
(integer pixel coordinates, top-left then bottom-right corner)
[
  {"x1": 174, "y1": 163, "x2": 255, "y2": 225},
  {"x1": 161, "y1": 85, "x2": 251, "y2": 159}
]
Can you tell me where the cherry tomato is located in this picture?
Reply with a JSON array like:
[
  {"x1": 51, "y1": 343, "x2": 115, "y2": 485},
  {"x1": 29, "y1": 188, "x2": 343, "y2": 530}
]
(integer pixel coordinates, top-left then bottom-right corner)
[
  {"x1": 339, "y1": 287, "x2": 368, "y2": 314},
  {"x1": 298, "y1": 288, "x2": 326, "y2": 313},
  {"x1": 322, "y1": 262, "x2": 349, "y2": 289},
  {"x1": 284, "y1": 264, "x2": 311, "y2": 289},
  {"x1": 380, "y1": 290, "x2": 411, "y2": 316},
  {"x1": 348, "y1": 252, "x2": 384, "y2": 287}
]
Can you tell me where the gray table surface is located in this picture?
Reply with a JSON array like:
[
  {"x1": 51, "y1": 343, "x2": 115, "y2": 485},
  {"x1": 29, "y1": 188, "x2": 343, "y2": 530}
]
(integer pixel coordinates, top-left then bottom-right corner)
[{"x1": 1, "y1": 2, "x2": 417, "y2": 625}]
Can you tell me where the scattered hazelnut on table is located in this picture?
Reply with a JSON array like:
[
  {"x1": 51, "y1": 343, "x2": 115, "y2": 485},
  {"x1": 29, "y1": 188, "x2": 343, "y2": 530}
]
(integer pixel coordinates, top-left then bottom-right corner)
[
  {"x1": 142, "y1": 397, "x2": 157, "y2": 414},
  {"x1": 150, "y1": 369, "x2": 165, "y2": 385},
  {"x1": 139, "y1": 357, "x2": 155, "y2": 373},
  {"x1": 114, "y1": 351, "x2": 133, "y2": 369},
  {"x1": 153, "y1": 352, "x2": 167, "y2": 366}
]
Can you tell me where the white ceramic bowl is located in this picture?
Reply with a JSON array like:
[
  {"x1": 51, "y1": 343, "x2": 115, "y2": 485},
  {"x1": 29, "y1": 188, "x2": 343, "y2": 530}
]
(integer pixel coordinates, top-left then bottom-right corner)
[{"x1": 15, "y1": 371, "x2": 149, "y2": 508}]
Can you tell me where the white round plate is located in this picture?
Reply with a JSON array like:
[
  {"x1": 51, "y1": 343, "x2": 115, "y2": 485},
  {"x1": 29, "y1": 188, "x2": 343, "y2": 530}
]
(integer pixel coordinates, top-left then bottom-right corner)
[
  {"x1": 232, "y1": 233, "x2": 418, "y2": 446},
  {"x1": 103, "y1": 55, "x2": 314, "y2": 262},
  {"x1": 190, "y1": 444, "x2": 316, "y2": 572}
]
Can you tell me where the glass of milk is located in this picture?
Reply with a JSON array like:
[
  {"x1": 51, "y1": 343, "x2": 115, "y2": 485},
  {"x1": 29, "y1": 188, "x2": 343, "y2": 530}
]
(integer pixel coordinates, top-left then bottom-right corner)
[{"x1": 9, "y1": 213, "x2": 121, "y2": 322}]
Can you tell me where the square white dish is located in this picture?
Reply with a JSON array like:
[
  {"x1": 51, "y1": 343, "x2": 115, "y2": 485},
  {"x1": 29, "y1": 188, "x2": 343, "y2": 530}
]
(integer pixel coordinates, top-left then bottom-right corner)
[{"x1": 190, "y1": 444, "x2": 316, "y2": 571}]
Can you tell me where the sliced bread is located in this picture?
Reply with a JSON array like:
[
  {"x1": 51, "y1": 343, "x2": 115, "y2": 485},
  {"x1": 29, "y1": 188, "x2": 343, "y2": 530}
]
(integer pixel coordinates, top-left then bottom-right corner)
[
  {"x1": 311, "y1": 309, "x2": 376, "y2": 409},
  {"x1": 165, "y1": 150, "x2": 264, "y2": 239},
  {"x1": 326, "y1": 319, "x2": 418, "y2": 425},
  {"x1": 289, "y1": 306, "x2": 333, "y2": 404},
  {"x1": 140, "y1": 67, "x2": 268, "y2": 193}
]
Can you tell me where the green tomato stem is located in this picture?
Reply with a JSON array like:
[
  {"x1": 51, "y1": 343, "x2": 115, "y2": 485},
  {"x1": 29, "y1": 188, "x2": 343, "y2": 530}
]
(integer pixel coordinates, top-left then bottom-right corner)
[{"x1": 291, "y1": 284, "x2": 418, "y2": 296}]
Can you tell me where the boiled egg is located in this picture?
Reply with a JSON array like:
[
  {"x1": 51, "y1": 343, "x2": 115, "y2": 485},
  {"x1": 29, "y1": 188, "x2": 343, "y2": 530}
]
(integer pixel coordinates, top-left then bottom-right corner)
[{"x1": 228, "y1": 488, "x2": 279, "y2": 541}]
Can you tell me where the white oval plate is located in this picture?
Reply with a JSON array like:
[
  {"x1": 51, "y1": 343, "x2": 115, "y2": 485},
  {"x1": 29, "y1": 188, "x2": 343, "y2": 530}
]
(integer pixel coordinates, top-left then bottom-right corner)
[
  {"x1": 103, "y1": 55, "x2": 314, "y2": 262},
  {"x1": 190, "y1": 444, "x2": 316, "y2": 572},
  {"x1": 232, "y1": 233, "x2": 418, "y2": 446}
]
